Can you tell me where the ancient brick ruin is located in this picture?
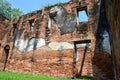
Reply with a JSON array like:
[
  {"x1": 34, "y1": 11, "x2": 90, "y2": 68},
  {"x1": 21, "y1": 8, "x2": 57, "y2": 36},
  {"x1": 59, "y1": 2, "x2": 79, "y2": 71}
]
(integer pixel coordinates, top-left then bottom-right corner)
[{"x1": 0, "y1": 0, "x2": 120, "y2": 80}]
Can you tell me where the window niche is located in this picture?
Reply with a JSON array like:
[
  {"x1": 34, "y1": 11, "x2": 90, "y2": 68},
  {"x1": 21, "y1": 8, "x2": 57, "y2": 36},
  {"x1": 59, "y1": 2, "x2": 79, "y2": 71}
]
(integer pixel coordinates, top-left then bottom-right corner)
[
  {"x1": 76, "y1": 6, "x2": 89, "y2": 34},
  {"x1": 13, "y1": 24, "x2": 17, "y2": 34},
  {"x1": 29, "y1": 19, "x2": 34, "y2": 32},
  {"x1": 77, "y1": 6, "x2": 88, "y2": 22}
]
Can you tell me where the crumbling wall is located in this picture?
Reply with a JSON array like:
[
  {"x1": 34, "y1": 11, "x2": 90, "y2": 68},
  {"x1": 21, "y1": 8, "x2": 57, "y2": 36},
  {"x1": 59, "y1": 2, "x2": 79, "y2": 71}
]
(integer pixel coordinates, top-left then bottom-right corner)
[
  {"x1": 0, "y1": 0, "x2": 115, "y2": 79},
  {"x1": 5, "y1": 2, "x2": 84, "y2": 78}
]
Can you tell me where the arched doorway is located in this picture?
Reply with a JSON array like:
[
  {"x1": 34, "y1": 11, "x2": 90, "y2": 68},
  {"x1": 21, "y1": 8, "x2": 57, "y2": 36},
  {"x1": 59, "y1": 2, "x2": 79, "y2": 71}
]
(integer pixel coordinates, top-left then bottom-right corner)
[{"x1": 3, "y1": 45, "x2": 10, "y2": 71}]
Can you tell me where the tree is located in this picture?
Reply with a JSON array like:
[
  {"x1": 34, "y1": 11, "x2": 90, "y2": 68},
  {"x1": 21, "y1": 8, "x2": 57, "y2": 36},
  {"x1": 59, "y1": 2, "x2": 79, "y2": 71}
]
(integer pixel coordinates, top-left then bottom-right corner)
[
  {"x1": 0, "y1": 0, "x2": 11, "y2": 18},
  {"x1": 0, "y1": 0, "x2": 23, "y2": 19},
  {"x1": 11, "y1": 8, "x2": 23, "y2": 19}
]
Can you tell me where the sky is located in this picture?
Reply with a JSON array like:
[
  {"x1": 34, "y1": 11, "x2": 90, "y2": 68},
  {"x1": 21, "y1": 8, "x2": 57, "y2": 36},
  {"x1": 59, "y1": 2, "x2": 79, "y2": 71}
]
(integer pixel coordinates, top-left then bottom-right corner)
[
  {"x1": 79, "y1": 11, "x2": 88, "y2": 22},
  {"x1": 8, "y1": 0, "x2": 88, "y2": 21},
  {"x1": 8, "y1": 0, "x2": 69, "y2": 14}
]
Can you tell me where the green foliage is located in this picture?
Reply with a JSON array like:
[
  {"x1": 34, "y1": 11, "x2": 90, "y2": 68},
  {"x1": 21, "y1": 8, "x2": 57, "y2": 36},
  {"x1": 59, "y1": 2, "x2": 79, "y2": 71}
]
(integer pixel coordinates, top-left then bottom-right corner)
[
  {"x1": 11, "y1": 8, "x2": 23, "y2": 19},
  {"x1": 0, "y1": 0, "x2": 23, "y2": 19},
  {"x1": 86, "y1": 43, "x2": 92, "y2": 49},
  {"x1": 0, "y1": 71, "x2": 93, "y2": 80},
  {"x1": 0, "y1": 0, "x2": 11, "y2": 18}
]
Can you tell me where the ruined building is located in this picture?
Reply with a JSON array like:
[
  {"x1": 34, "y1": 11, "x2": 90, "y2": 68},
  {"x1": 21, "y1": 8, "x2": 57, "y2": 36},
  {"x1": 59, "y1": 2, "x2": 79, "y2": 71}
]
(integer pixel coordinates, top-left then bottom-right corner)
[{"x1": 0, "y1": 0, "x2": 120, "y2": 80}]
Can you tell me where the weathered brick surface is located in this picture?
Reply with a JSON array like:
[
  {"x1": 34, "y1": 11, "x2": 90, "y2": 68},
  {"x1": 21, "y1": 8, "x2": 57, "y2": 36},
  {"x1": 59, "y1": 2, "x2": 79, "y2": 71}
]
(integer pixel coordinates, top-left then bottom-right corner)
[{"x1": 6, "y1": 46, "x2": 74, "y2": 77}]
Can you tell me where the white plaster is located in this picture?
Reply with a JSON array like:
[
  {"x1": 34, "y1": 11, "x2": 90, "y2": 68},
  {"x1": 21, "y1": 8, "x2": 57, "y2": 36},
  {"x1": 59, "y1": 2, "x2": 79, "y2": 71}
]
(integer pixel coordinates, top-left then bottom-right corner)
[
  {"x1": 76, "y1": 50, "x2": 80, "y2": 61},
  {"x1": 48, "y1": 15, "x2": 52, "y2": 29},
  {"x1": 15, "y1": 38, "x2": 45, "y2": 53},
  {"x1": 76, "y1": 43, "x2": 86, "y2": 48},
  {"x1": 48, "y1": 42, "x2": 74, "y2": 50}
]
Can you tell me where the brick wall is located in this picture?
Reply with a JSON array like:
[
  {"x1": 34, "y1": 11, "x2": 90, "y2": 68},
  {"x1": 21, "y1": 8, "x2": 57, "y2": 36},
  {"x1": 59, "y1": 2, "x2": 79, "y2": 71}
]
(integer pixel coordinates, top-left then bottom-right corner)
[{"x1": 0, "y1": 0, "x2": 115, "y2": 80}]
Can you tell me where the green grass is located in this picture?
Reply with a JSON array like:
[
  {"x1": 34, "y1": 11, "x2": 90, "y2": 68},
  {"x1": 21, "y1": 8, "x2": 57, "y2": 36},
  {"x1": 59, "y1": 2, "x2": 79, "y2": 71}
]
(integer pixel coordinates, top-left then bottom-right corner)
[{"x1": 0, "y1": 71, "x2": 93, "y2": 80}]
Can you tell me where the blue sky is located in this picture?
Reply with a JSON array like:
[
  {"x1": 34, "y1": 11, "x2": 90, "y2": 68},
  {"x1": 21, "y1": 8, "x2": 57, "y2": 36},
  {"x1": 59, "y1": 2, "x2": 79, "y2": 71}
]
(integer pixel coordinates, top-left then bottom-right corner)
[
  {"x1": 8, "y1": 0, "x2": 87, "y2": 21},
  {"x1": 8, "y1": 0, "x2": 69, "y2": 14},
  {"x1": 79, "y1": 11, "x2": 88, "y2": 22}
]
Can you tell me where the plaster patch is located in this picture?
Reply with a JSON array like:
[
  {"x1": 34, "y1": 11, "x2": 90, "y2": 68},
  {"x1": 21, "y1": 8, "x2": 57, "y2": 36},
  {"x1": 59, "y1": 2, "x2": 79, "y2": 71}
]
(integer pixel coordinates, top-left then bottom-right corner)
[{"x1": 48, "y1": 42, "x2": 74, "y2": 50}]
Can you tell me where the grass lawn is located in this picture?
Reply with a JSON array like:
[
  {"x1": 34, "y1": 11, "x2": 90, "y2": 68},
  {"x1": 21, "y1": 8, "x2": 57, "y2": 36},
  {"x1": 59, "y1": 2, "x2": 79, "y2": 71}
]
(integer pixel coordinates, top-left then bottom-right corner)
[{"x1": 0, "y1": 71, "x2": 93, "y2": 80}]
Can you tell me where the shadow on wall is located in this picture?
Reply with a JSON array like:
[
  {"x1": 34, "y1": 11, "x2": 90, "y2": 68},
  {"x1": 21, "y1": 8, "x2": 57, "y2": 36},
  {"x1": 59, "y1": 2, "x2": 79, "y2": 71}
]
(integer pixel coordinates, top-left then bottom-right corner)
[
  {"x1": 48, "y1": 5, "x2": 77, "y2": 35},
  {"x1": 92, "y1": 0, "x2": 114, "y2": 80}
]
